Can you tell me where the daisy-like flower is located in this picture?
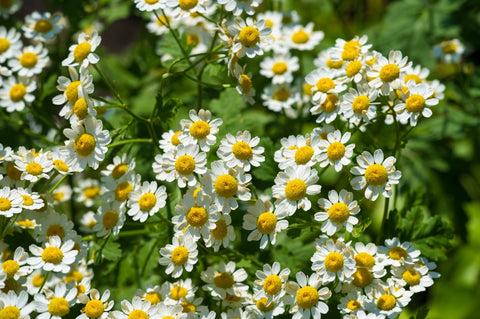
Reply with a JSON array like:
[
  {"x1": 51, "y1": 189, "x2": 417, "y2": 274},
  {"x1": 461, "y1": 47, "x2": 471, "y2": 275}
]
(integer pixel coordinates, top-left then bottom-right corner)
[
  {"x1": 62, "y1": 31, "x2": 101, "y2": 67},
  {"x1": 156, "y1": 303, "x2": 185, "y2": 318},
  {"x1": 179, "y1": 109, "x2": 223, "y2": 152},
  {"x1": 286, "y1": 22, "x2": 324, "y2": 51},
  {"x1": 49, "y1": 149, "x2": 80, "y2": 175},
  {"x1": 16, "y1": 188, "x2": 44, "y2": 210},
  {"x1": 0, "y1": 26, "x2": 22, "y2": 63},
  {"x1": 350, "y1": 242, "x2": 387, "y2": 290},
  {"x1": 202, "y1": 160, "x2": 252, "y2": 214},
  {"x1": 228, "y1": 17, "x2": 272, "y2": 58},
  {"x1": 22, "y1": 11, "x2": 63, "y2": 42},
  {"x1": 158, "y1": 128, "x2": 183, "y2": 153},
  {"x1": 311, "y1": 97, "x2": 344, "y2": 124},
  {"x1": 62, "y1": 115, "x2": 111, "y2": 170},
  {"x1": 318, "y1": 130, "x2": 355, "y2": 172},
  {"x1": 164, "y1": 278, "x2": 196, "y2": 305},
  {"x1": 34, "y1": 282, "x2": 77, "y2": 319},
  {"x1": 112, "y1": 296, "x2": 161, "y2": 319},
  {"x1": 315, "y1": 189, "x2": 360, "y2": 236},
  {"x1": 8, "y1": 44, "x2": 49, "y2": 77},
  {"x1": 305, "y1": 68, "x2": 346, "y2": 104},
  {"x1": 136, "y1": 283, "x2": 169, "y2": 306},
  {"x1": 314, "y1": 48, "x2": 345, "y2": 73},
  {"x1": 201, "y1": 261, "x2": 249, "y2": 300},
  {"x1": 261, "y1": 83, "x2": 302, "y2": 113},
  {"x1": 287, "y1": 272, "x2": 331, "y2": 319},
  {"x1": 159, "y1": 233, "x2": 198, "y2": 278},
  {"x1": 236, "y1": 72, "x2": 256, "y2": 105},
  {"x1": 350, "y1": 149, "x2": 401, "y2": 201},
  {"x1": 341, "y1": 84, "x2": 379, "y2": 126},
  {"x1": 376, "y1": 237, "x2": 421, "y2": 267},
  {"x1": 217, "y1": 130, "x2": 265, "y2": 172},
  {"x1": 165, "y1": 0, "x2": 209, "y2": 18},
  {"x1": 0, "y1": 0, "x2": 22, "y2": 18},
  {"x1": 0, "y1": 76, "x2": 36, "y2": 113},
  {"x1": 15, "y1": 152, "x2": 53, "y2": 183},
  {"x1": 50, "y1": 184, "x2": 72, "y2": 204},
  {"x1": 93, "y1": 201, "x2": 126, "y2": 238},
  {"x1": 203, "y1": 213, "x2": 235, "y2": 252},
  {"x1": 74, "y1": 178, "x2": 101, "y2": 207},
  {"x1": 101, "y1": 153, "x2": 136, "y2": 184},
  {"x1": 1, "y1": 246, "x2": 31, "y2": 281},
  {"x1": 0, "y1": 290, "x2": 35, "y2": 319},
  {"x1": 0, "y1": 144, "x2": 14, "y2": 163},
  {"x1": 133, "y1": 0, "x2": 166, "y2": 12},
  {"x1": 433, "y1": 38, "x2": 465, "y2": 63},
  {"x1": 337, "y1": 290, "x2": 368, "y2": 316},
  {"x1": 146, "y1": 10, "x2": 177, "y2": 36},
  {"x1": 154, "y1": 143, "x2": 207, "y2": 188},
  {"x1": 260, "y1": 53, "x2": 299, "y2": 84},
  {"x1": 277, "y1": 133, "x2": 321, "y2": 169},
  {"x1": 77, "y1": 288, "x2": 114, "y2": 319},
  {"x1": 330, "y1": 35, "x2": 372, "y2": 63},
  {"x1": 0, "y1": 186, "x2": 22, "y2": 217},
  {"x1": 218, "y1": 0, "x2": 260, "y2": 16},
  {"x1": 127, "y1": 181, "x2": 167, "y2": 222},
  {"x1": 103, "y1": 172, "x2": 141, "y2": 205},
  {"x1": 311, "y1": 238, "x2": 356, "y2": 284},
  {"x1": 368, "y1": 50, "x2": 411, "y2": 96},
  {"x1": 243, "y1": 199, "x2": 288, "y2": 249},
  {"x1": 401, "y1": 64, "x2": 430, "y2": 85},
  {"x1": 391, "y1": 261, "x2": 439, "y2": 293},
  {"x1": 173, "y1": 191, "x2": 219, "y2": 241},
  {"x1": 272, "y1": 165, "x2": 321, "y2": 216},
  {"x1": 365, "y1": 279, "x2": 413, "y2": 318},
  {"x1": 27, "y1": 235, "x2": 78, "y2": 273},
  {"x1": 254, "y1": 261, "x2": 290, "y2": 306},
  {"x1": 394, "y1": 80, "x2": 439, "y2": 126},
  {"x1": 247, "y1": 295, "x2": 286, "y2": 318}
]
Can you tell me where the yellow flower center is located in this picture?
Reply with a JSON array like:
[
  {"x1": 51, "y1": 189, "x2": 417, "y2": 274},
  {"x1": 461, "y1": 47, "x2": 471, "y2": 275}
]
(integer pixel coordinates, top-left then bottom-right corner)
[
  {"x1": 211, "y1": 220, "x2": 228, "y2": 239},
  {"x1": 156, "y1": 14, "x2": 170, "y2": 26},
  {"x1": 316, "y1": 77, "x2": 335, "y2": 93},
  {"x1": 291, "y1": 29, "x2": 309, "y2": 44},
  {"x1": 355, "y1": 252, "x2": 375, "y2": 268},
  {"x1": 379, "y1": 64, "x2": 400, "y2": 82},
  {"x1": 84, "y1": 186, "x2": 100, "y2": 199},
  {"x1": 179, "y1": 0, "x2": 198, "y2": 10},
  {"x1": 341, "y1": 47, "x2": 360, "y2": 61},
  {"x1": 73, "y1": 42, "x2": 92, "y2": 62},
  {"x1": 328, "y1": 202, "x2": 350, "y2": 224},
  {"x1": 265, "y1": 19, "x2": 274, "y2": 27},
  {"x1": 326, "y1": 58, "x2": 343, "y2": 69},
  {"x1": 52, "y1": 192, "x2": 65, "y2": 201},
  {"x1": 9, "y1": 84, "x2": 27, "y2": 102},
  {"x1": 405, "y1": 94, "x2": 426, "y2": 113},
  {"x1": 271, "y1": 62, "x2": 288, "y2": 75},
  {"x1": 376, "y1": 294, "x2": 396, "y2": 311},
  {"x1": 214, "y1": 272, "x2": 235, "y2": 289},
  {"x1": 326, "y1": 142, "x2": 346, "y2": 161},
  {"x1": 214, "y1": 174, "x2": 238, "y2": 198},
  {"x1": 32, "y1": 274, "x2": 45, "y2": 287},
  {"x1": 364, "y1": 164, "x2": 388, "y2": 186},
  {"x1": 303, "y1": 83, "x2": 314, "y2": 96},
  {"x1": 170, "y1": 286, "x2": 188, "y2": 300},
  {"x1": 346, "y1": 61, "x2": 363, "y2": 77},
  {"x1": 128, "y1": 309, "x2": 149, "y2": 319},
  {"x1": 0, "y1": 38, "x2": 10, "y2": 54},
  {"x1": 295, "y1": 146, "x2": 314, "y2": 165},
  {"x1": 240, "y1": 73, "x2": 252, "y2": 94},
  {"x1": 112, "y1": 163, "x2": 128, "y2": 179},
  {"x1": 321, "y1": 94, "x2": 339, "y2": 113},
  {"x1": 145, "y1": 292, "x2": 162, "y2": 305},
  {"x1": 53, "y1": 159, "x2": 69, "y2": 172},
  {"x1": 186, "y1": 206, "x2": 208, "y2": 228},
  {"x1": 73, "y1": 98, "x2": 89, "y2": 120},
  {"x1": 102, "y1": 210, "x2": 119, "y2": 229},
  {"x1": 190, "y1": 121, "x2": 210, "y2": 140},
  {"x1": 273, "y1": 88, "x2": 290, "y2": 101},
  {"x1": 263, "y1": 274, "x2": 282, "y2": 295},
  {"x1": 65, "y1": 81, "x2": 82, "y2": 104},
  {"x1": 441, "y1": 42, "x2": 457, "y2": 54},
  {"x1": 181, "y1": 301, "x2": 196, "y2": 313},
  {"x1": 346, "y1": 300, "x2": 361, "y2": 311},
  {"x1": 186, "y1": 34, "x2": 199, "y2": 47},
  {"x1": 352, "y1": 268, "x2": 373, "y2": 288},
  {"x1": 6, "y1": 163, "x2": 21, "y2": 180},
  {"x1": 232, "y1": 141, "x2": 253, "y2": 160},
  {"x1": 65, "y1": 270, "x2": 83, "y2": 283},
  {"x1": 138, "y1": 193, "x2": 157, "y2": 211},
  {"x1": 171, "y1": 246, "x2": 189, "y2": 266},
  {"x1": 256, "y1": 212, "x2": 277, "y2": 234},
  {"x1": 34, "y1": 19, "x2": 53, "y2": 33},
  {"x1": 115, "y1": 182, "x2": 133, "y2": 202},
  {"x1": 404, "y1": 74, "x2": 422, "y2": 84},
  {"x1": 389, "y1": 246, "x2": 408, "y2": 260},
  {"x1": 85, "y1": 299, "x2": 104, "y2": 318},
  {"x1": 402, "y1": 269, "x2": 421, "y2": 286},
  {"x1": 352, "y1": 95, "x2": 370, "y2": 114},
  {"x1": 17, "y1": 219, "x2": 35, "y2": 228},
  {"x1": 285, "y1": 179, "x2": 307, "y2": 201},
  {"x1": 256, "y1": 298, "x2": 275, "y2": 312},
  {"x1": 74, "y1": 133, "x2": 96, "y2": 157},
  {"x1": 171, "y1": 130, "x2": 181, "y2": 145},
  {"x1": 296, "y1": 286, "x2": 319, "y2": 309},
  {"x1": 26, "y1": 162, "x2": 43, "y2": 176},
  {"x1": 0, "y1": 306, "x2": 20, "y2": 319},
  {"x1": 325, "y1": 251, "x2": 344, "y2": 272},
  {"x1": 19, "y1": 52, "x2": 38, "y2": 68},
  {"x1": 239, "y1": 26, "x2": 260, "y2": 47},
  {"x1": 225, "y1": 292, "x2": 242, "y2": 302},
  {"x1": 0, "y1": 197, "x2": 12, "y2": 211},
  {"x1": 145, "y1": 0, "x2": 159, "y2": 4},
  {"x1": 48, "y1": 297, "x2": 70, "y2": 317},
  {"x1": 175, "y1": 155, "x2": 196, "y2": 175},
  {"x1": 2, "y1": 260, "x2": 19, "y2": 278},
  {"x1": 46, "y1": 224, "x2": 65, "y2": 239}
]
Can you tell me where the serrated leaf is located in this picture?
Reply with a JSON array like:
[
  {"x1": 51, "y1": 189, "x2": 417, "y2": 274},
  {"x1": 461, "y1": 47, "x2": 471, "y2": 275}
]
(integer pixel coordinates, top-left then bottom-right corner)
[{"x1": 102, "y1": 240, "x2": 122, "y2": 261}]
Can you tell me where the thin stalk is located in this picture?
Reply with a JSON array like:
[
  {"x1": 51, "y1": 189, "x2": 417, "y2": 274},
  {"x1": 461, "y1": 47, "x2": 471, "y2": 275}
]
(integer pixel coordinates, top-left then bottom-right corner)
[
  {"x1": 37, "y1": 271, "x2": 51, "y2": 293},
  {"x1": 107, "y1": 138, "x2": 153, "y2": 149}
]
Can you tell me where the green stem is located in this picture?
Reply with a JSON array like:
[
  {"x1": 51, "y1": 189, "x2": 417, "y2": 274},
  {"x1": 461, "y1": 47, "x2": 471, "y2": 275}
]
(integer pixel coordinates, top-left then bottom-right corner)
[
  {"x1": 377, "y1": 196, "x2": 390, "y2": 244},
  {"x1": 107, "y1": 138, "x2": 153, "y2": 149},
  {"x1": 93, "y1": 64, "x2": 124, "y2": 104},
  {"x1": 49, "y1": 174, "x2": 69, "y2": 194},
  {"x1": 0, "y1": 215, "x2": 19, "y2": 241},
  {"x1": 37, "y1": 271, "x2": 50, "y2": 293}
]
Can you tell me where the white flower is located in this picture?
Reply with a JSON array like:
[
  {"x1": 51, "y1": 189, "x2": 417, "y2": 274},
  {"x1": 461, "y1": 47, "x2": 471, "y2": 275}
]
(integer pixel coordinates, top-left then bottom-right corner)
[
  {"x1": 261, "y1": 83, "x2": 302, "y2": 113},
  {"x1": 158, "y1": 128, "x2": 183, "y2": 153},
  {"x1": 27, "y1": 236, "x2": 78, "y2": 273},
  {"x1": 15, "y1": 152, "x2": 53, "y2": 183},
  {"x1": 62, "y1": 31, "x2": 101, "y2": 67},
  {"x1": 0, "y1": 0, "x2": 21, "y2": 18},
  {"x1": 276, "y1": 133, "x2": 321, "y2": 169},
  {"x1": 218, "y1": 0, "x2": 260, "y2": 16},
  {"x1": 201, "y1": 261, "x2": 249, "y2": 300},
  {"x1": 365, "y1": 279, "x2": 413, "y2": 318},
  {"x1": 318, "y1": 130, "x2": 355, "y2": 172},
  {"x1": 433, "y1": 38, "x2": 465, "y2": 63},
  {"x1": 376, "y1": 237, "x2": 421, "y2": 267},
  {"x1": 352, "y1": 242, "x2": 387, "y2": 278},
  {"x1": 287, "y1": 272, "x2": 331, "y2": 319},
  {"x1": 253, "y1": 261, "x2": 290, "y2": 305},
  {"x1": 305, "y1": 68, "x2": 346, "y2": 104},
  {"x1": 133, "y1": 0, "x2": 166, "y2": 12},
  {"x1": 74, "y1": 178, "x2": 101, "y2": 207},
  {"x1": 1, "y1": 246, "x2": 31, "y2": 281},
  {"x1": 315, "y1": 189, "x2": 360, "y2": 236},
  {"x1": 391, "y1": 261, "x2": 439, "y2": 293},
  {"x1": 329, "y1": 35, "x2": 372, "y2": 63},
  {"x1": 394, "y1": 80, "x2": 439, "y2": 126},
  {"x1": 0, "y1": 26, "x2": 22, "y2": 63},
  {"x1": 77, "y1": 288, "x2": 114, "y2": 319},
  {"x1": 368, "y1": 50, "x2": 411, "y2": 96},
  {"x1": 15, "y1": 188, "x2": 44, "y2": 210},
  {"x1": 22, "y1": 11, "x2": 63, "y2": 42},
  {"x1": 127, "y1": 181, "x2": 167, "y2": 222},
  {"x1": 236, "y1": 72, "x2": 256, "y2": 105},
  {"x1": 179, "y1": 109, "x2": 223, "y2": 152},
  {"x1": 113, "y1": 296, "x2": 161, "y2": 319},
  {"x1": 260, "y1": 53, "x2": 299, "y2": 84},
  {"x1": 93, "y1": 201, "x2": 126, "y2": 238},
  {"x1": 217, "y1": 130, "x2": 265, "y2": 172},
  {"x1": 101, "y1": 153, "x2": 136, "y2": 184},
  {"x1": 0, "y1": 186, "x2": 22, "y2": 217},
  {"x1": 341, "y1": 84, "x2": 379, "y2": 126},
  {"x1": 0, "y1": 76, "x2": 36, "y2": 113},
  {"x1": 285, "y1": 22, "x2": 324, "y2": 51},
  {"x1": 8, "y1": 44, "x2": 49, "y2": 77},
  {"x1": 203, "y1": 213, "x2": 235, "y2": 252},
  {"x1": 165, "y1": 278, "x2": 197, "y2": 305},
  {"x1": 0, "y1": 290, "x2": 35, "y2": 319},
  {"x1": 159, "y1": 234, "x2": 198, "y2": 278},
  {"x1": 229, "y1": 17, "x2": 272, "y2": 58},
  {"x1": 34, "y1": 282, "x2": 77, "y2": 319},
  {"x1": 165, "y1": 0, "x2": 209, "y2": 18},
  {"x1": 350, "y1": 149, "x2": 401, "y2": 201},
  {"x1": 311, "y1": 239, "x2": 356, "y2": 284}
]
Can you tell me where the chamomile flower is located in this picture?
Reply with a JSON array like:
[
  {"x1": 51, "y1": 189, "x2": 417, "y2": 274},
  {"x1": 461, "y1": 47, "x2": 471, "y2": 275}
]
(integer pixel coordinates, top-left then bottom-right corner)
[
  {"x1": 368, "y1": 50, "x2": 411, "y2": 96},
  {"x1": 376, "y1": 238, "x2": 421, "y2": 267},
  {"x1": 156, "y1": 303, "x2": 186, "y2": 318},
  {"x1": 101, "y1": 153, "x2": 136, "y2": 184},
  {"x1": 229, "y1": 17, "x2": 272, "y2": 58},
  {"x1": 402, "y1": 64, "x2": 430, "y2": 85},
  {"x1": 338, "y1": 290, "x2": 368, "y2": 316},
  {"x1": 16, "y1": 188, "x2": 44, "y2": 210},
  {"x1": 74, "y1": 178, "x2": 101, "y2": 207},
  {"x1": 287, "y1": 272, "x2": 331, "y2": 319},
  {"x1": 350, "y1": 149, "x2": 401, "y2": 201},
  {"x1": 0, "y1": 76, "x2": 36, "y2": 113},
  {"x1": 318, "y1": 130, "x2": 355, "y2": 172},
  {"x1": 9, "y1": 44, "x2": 49, "y2": 77},
  {"x1": 201, "y1": 261, "x2": 249, "y2": 299},
  {"x1": 179, "y1": 109, "x2": 223, "y2": 152},
  {"x1": 391, "y1": 262, "x2": 438, "y2": 293},
  {"x1": 127, "y1": 181, "x2": 167, "y2": 222},
  {"x1": 165, "y1": 278, "x2": 197, "y2": 305},
  {"x1": 247, "y1": 296, "x2": 286, "y2": 318},
  {"x1": 146, "y1": 10, "x2": 177, "y2": 36},
  {"x1": 137, "y1": 283, "x2": 169, "y2": 306},
  {"x1": 351, "y1": 242, "x2": 387, "y2": 284},
  {"x1": 0, "y1": 186, "x2": 22, "y2": 217},
  {"x1": 28, "y1": 235, "x2": 78, "y2": 274},
  {"x1": 62, "y1": 115, "x2": 111, "y2": 170},
  {"x1": 93, "y1": 201, "x2": 126, "y2": 238},
  {"x1": 365, "y1": 279, "x2": 413, "y2": 318},
  {"x1": 33, "y1": 211, "x2": 75, "y2": 243},
  {"x1": 314, "y1": 48, "x2": 345, "y2": 73},
  {"x1": 236, "y1": 72, "x2": 256, "y2": 105},
  {"x1": 165, "y1": 0, "x2": 209, "y2": 17},
  {"x1": 393, "y1": 81, "x2": 439, "y2": 126},
  {"x1": 433, "y1": 38, "x2": 465, "y2": 63},
  {"x1": 311, "y1": 239, "x2": 356, "y2": 284},
  {"x1": 158, "y1": 128, "x2": 184, "y2": 153},
  {"x1": 104, "y1": 172, "x2": 141, "y2": 205},
  {"x1": 203, "y1": 213, "x2": 235, "y2": 252},
  {"x1": 286, "y1": 22, "x2": 324, "y2": 51},
  {"x1": 305, "y1": 68, "x2": 347, "y2": 106},
  {"x1": 0, "y1": 26, "x2": 22, "y2": 63},
  {"x1": 79, "y1": 211, "x2": 97, "y2": 233},
  {"x1": 1, "y1": 246, "x2": 31, "y2": 281},
  {"x1": 341, "y1": 85, "x2": 379, "y2": 126},
  {"x1": 261, "y1": 83, "x2": 302, "y2": 113},
  {"x1": 24, "y1": 269, "x2": 57, "y2": 295},
  {"x1": 315, "y1": 189, "x2": 360, "y2": 236},
  {"x1": 218, "y1": 0, "x2": 260, "y2": 16},
  {"x1": 22, "y1": 11, "x2": 63, "y2": 42},
  {"x1": 62, "y1": 31, "x2": 101, "y2": 67},
  {"x1": 113, "y1": 296, "x2": 161, "y2": 319},
  {"x1": 254, "y1": 262, "x2": 290, "y2": 305},
  {"x1": 217, "y1": 130, "x2": 265, "y2": 172},
  {"x1": 134, "y1": 0, "x2": 166, "y2": 12},
  {"x1": 77, "y1": 288, "x2": 114, "y2": 319},
  {"x1": 272, "y1": 165, "x2": 321, "y2": 216},
  {"x1": 15, "y1": 152, "x2": 53, "y2": 183},
  {"x1": 159, "y1": 234, "x2": 198, "y2": 278},
  {"x1": 0, "y1": 290, "x2": 35, "y2": 319},
  {"x1": 0, "y1": 0, "x2": 21, "y2": 18},
  {"x1": 330, "y1": 35, "x2": 372, "y2": 63},
  {"x1": 243, "y1": 199, "x2": 288, "y2": 249},
  {"x1": 49, "y1": 149, "x2": 79, "y2": 175},
  {"x1": 260, "y1": 53, "x2": 299, "y2": 84},
  {"x1": 34, "y1": 282, "x2": 77, "y2": 319},
  {"x1": 276, "y1": 133, "x2": 321, "y2": 169}
]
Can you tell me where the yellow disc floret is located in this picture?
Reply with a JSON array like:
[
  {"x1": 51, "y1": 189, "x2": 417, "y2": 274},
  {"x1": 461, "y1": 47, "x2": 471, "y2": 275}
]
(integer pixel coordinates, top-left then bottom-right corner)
[
  {"x1": 232, "y1": 141, "x2": 253, "y2": 160},
  {"x1": 26, "y1": 162, "x2": 43, "y2": 176},
  {"x1": 321, "y1": 94, "x2": 339, "y2": 113},
  {"x1": 42, "y1": 246, "x2": 64, "y2": 264},
  {"x1": 170, "y1": 286, "x2": 188, "y2": 300},
  {"x1": 0, "y1": 38, "x2": 10, "y2": 54},
  {"x1": 240, "y1": 74, "x2": 252, "y2": 94},
  {"x1": 263, "y1": 274, "x2": 282, "y2": 295},
  {"x1": 190, "y1": 121, "x2": 210, "y2": 140},
  {"x1": 46, "y1": 224, "x2": 65, "y2": 239},
  {"x1": 273, "y1": 88, "x2": 290, "y2": 101},
  {"x1": 84, "y1": 186, "x2": 100, "y2": 199},
  {"x1": 22, "y1": 194, "x2": 34, "y2": 206},
  {"x1": 111, "y1": 163, "x2": 128, "y2": 179},
  {"x1": 239, "y1": 26, "x2": 260, "y2": 47},
  {"x1": 271, "y1": 62, "x2": 288, "y2": 75},
  {"x1": 128, "y1": 309, "x2": 149, "y2": 319},
  {"x1": 145, "y1": 292, "x2": 162, "y2": 305},
  {"x1": 53, "y1": 159, "x2": 69, "y2": 172},
  {"x1": 296, "y1": 286, "x2": 319, "y2": 309},
  {"x1": 328, "y1": 202, "x2": 350, "y2": 224},
  {"x1": 256, "y1": 212, "x2": 277, "y2": 234},
  {"x1": 186, "y1": 206, "x2": 208, "y2": 228},
  {"x1": 291, "y1": 29, "x2": 309, "y2": 44},
  {"x1": 0, "y1": 197, "x2": 12, "y2": 211},
  {"x1": 213, "y1": 272, "x2": 234, "y2": 289},
  {"x1": 364, "y1": 164, "x2": 388, "y2": 186},
  {"x1": 355, "y1": 252, "x2": 375, "y2": 268},
  {"x1": 103, "y1": 210, "x2": 119, "y2": 229},
  {"x1": 316, "y1": 77, "x2": 335, "y2": 93},
  {"x1": 294, "y1": 146, "x2": 314, "y2": 165},
  {"x1": 34, "y1": 19, "x2": 53, "y2": 33},
  {"x1": 346, "y1": 300, "x2": 361, "y2": 311},
  {"x1": 138, "y1": 193, "x2": 157, "y2": 211},
  {"x1": 114, "y1": 182, "x2": 133, "y2": 202},
  {"x1": 175, "y1": 155, "x2": 196, "y2": 175},
  {"x1": 388, "y1": 246, "x2": 408, "y2": 260},
  {"x1": 73, "y1": 42, "x2": 92, "y2": 62},
  {"x1": 48, "y1": 297, "x2": 70, "y2": 317},
  {"x1": 405, "y1": 94, "x2": 426, "y2": 113},
  {"x1": 211, "y1": 220, "x2": 228, "y2": 239},
  {"x1": 376, "y1": 294, "x2": 396, "y2": 311},
  {"x1": 379, "y1": 64, "x2": 400, "y2": 82},
  {"x1": 65, "y1": 81, "x2": 82, "y2": 104},
  {"x1": 326, "y1": 142, "x2": 346, "y2": 161},
  {"x1": 352, "y1": 95, "x2": 370, "y2": 114},
  {"x1": 285, "y1": 179, "x2": 307, "y2": 201},
  {"x1": 171, "y1": 246, "x2": 189, "y2": 266},
  {"x1": 346, "y1": 61, "x2": 363, "y2": 77},
  {"x1": 402, "y1": 269, "x2": 421, "y2": 286},
  {"x1": 84, "y1": 299, "x2": 104, "y2": 318},
  {"x1": 178, "y1": 0, "x2": 198, "y2": 11},
  {"x1": 0, "y1": 305, "x2": 20, "y2": 319},
  {"x1": 73, "y1": 98, "x2": 89, "y2": 120},
  {"x1": 256, "y1": 298, "x2": 275, "y2": 312},
  {"x1": 2, "y1": 260, "x2": 19, "y2": 278},
  {"x1": 214, "y1": 174, "x2": 238, "y2": 198},
  {"x1": 324, "y1": 251, "x2": 344, "y2": 272},
  {"x1": 19, "y1": 52, "x2": 38, "y2": 68},
  {"x1": 74, "y1": 133, "x2": 96, "y2": 157},
  {"x1": 352, "y1": 268, "x2": 373, "y2": 288},
  {"x1": 9, "y1": 84, "x2": 27, "y2": 102}
]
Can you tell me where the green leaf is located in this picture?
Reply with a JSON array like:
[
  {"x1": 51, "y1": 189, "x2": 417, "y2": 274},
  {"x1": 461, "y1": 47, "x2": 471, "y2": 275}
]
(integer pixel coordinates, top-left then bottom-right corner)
[
  {"x1": 252, "y1": 137, "x2": 277, "y2": 182},
  {"x1": 102, "y1": 240, "x2": 122, "y2": 261}
]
